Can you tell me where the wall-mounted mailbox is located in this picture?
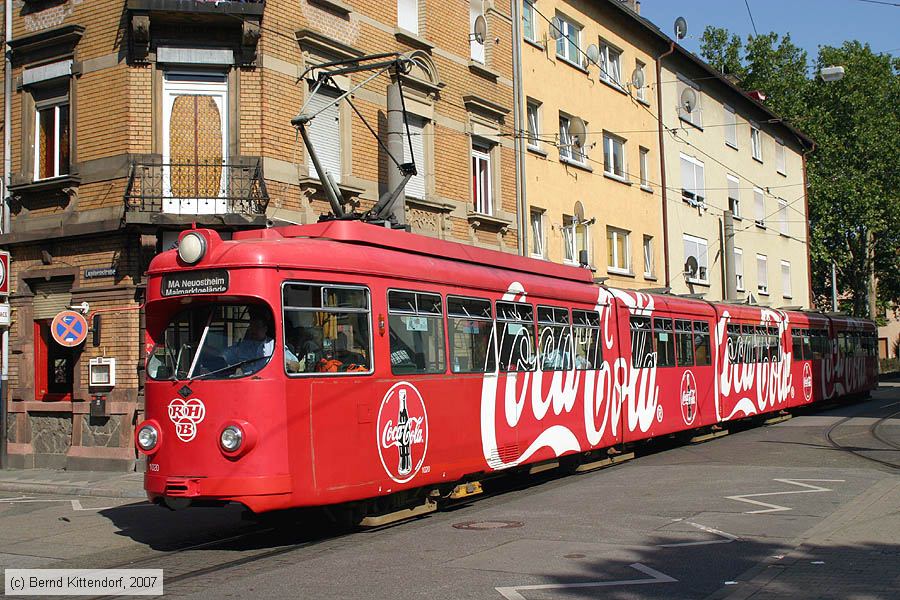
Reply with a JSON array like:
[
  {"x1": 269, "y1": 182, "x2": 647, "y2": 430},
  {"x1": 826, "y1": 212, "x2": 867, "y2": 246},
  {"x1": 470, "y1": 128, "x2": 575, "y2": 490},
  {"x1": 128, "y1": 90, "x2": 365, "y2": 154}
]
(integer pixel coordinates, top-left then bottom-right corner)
[
  {"x1": 88, "y1": 357, "x2": 116, "y2": 387},
  {"x1": 90, "y1": 395, "x2": 108, "y2": 418}
]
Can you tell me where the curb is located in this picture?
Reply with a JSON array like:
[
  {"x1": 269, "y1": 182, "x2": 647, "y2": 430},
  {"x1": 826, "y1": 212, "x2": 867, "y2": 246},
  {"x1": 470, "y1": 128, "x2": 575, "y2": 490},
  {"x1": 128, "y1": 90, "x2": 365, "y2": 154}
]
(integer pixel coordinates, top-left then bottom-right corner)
[{"x1": 0, "y1": 480, "x2": 147, "y2": 499}]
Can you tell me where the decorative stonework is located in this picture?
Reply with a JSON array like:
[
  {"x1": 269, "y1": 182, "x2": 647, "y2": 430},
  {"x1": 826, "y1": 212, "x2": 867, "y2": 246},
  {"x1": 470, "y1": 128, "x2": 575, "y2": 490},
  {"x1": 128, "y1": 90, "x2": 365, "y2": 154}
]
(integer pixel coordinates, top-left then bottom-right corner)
[
  {"x1": 407, "y1": 206, "x2": 440, "y2": 237},
  {"x1": 22, "y1": 0, "x2": 84, "y2": 33},
  {"x1": 30, "y1": 413, "x2": 72, "y2": 455},
  {"x1": 301, "y1": 0, "x2": 360, "y2": 49},
  {"x1": 81, "y1": 415, "x2": 122, "y2": 448}
]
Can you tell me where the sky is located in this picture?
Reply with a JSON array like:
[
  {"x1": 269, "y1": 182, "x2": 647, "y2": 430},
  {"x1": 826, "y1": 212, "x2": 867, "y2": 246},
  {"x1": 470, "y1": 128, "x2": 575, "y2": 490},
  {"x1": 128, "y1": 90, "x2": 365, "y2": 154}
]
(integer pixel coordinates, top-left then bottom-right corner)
[{"x1": 639, "y1": 0, "x2": 900, "y2": 64}]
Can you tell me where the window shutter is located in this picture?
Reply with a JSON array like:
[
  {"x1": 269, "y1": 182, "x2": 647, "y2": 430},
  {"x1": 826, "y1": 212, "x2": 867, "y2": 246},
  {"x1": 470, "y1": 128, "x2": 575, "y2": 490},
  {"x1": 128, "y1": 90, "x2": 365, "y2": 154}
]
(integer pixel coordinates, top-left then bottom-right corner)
[
  {"x1": 680, "y1": 156, "x2": 694, "y2": 195},
  {"x1": 306, "y1": 88, "x2": 342, "y2": 183},
  {"x1": 32, "y1": 279, "x2": 73, "y2": 320},
  {"x1": 405, "y1": 116, "x2": 426, "y2": 199}
]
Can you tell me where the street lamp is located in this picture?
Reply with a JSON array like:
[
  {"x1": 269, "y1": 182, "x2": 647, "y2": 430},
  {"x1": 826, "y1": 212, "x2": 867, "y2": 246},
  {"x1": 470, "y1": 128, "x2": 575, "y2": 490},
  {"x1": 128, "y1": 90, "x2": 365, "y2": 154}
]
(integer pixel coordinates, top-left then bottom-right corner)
[{"x1": 819, "y1": 65, "x2": 845, "y2": 82}]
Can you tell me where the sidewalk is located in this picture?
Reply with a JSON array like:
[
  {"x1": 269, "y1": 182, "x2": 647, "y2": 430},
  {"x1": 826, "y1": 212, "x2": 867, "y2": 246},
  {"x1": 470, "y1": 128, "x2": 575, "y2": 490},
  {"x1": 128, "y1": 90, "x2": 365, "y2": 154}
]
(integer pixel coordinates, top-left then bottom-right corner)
[{"x1": 0, "y1": 468, "x2": 145, "y2": 499}]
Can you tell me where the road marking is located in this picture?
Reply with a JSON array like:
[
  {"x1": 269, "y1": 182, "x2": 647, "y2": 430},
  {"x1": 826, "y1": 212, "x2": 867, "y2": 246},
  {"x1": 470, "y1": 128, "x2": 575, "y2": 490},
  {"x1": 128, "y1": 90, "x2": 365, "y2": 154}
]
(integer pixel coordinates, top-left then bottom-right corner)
[
  {"x1": 495, "y1": 563, "x2": 677, "y2": 600},
  {"x1": 726, "y1": 479, "x2": 845, "y2": 514},
  {"x1": 658, "y1": 520, "x2": 740, "y2": 547},
  {"x1": 0, "y1": 497, "x2": 116, "y2": 512}
]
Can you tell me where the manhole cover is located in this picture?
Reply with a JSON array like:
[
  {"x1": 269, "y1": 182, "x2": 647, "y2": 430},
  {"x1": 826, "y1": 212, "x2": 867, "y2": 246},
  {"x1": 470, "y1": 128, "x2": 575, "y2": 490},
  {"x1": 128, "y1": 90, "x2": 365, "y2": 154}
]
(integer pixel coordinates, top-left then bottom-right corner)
[{"x1": 452, "y1": 520, "x2": 524, "y2": 530}]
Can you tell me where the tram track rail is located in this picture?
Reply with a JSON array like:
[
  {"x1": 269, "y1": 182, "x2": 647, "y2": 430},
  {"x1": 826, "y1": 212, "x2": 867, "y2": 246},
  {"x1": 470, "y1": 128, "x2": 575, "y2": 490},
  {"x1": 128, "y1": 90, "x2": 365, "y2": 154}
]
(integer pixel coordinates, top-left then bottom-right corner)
[{"x1": 824, "y1": 407, "x2": 900, "y2": 471}]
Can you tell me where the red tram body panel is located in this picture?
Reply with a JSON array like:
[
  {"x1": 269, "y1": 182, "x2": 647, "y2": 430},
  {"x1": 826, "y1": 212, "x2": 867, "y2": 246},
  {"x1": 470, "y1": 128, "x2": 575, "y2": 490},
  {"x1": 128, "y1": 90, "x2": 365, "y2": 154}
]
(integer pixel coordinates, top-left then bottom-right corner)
[{"x1": 137, "y1": 223, "x2": 878, "y2": 514}]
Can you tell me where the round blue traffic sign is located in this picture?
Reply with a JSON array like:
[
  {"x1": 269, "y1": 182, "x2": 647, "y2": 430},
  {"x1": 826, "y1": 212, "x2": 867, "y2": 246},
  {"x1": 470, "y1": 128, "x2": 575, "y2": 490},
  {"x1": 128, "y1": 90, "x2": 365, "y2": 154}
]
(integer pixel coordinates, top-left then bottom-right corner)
[{"x1": 51, "y1": 310, "x2": 88, "y2": 347}]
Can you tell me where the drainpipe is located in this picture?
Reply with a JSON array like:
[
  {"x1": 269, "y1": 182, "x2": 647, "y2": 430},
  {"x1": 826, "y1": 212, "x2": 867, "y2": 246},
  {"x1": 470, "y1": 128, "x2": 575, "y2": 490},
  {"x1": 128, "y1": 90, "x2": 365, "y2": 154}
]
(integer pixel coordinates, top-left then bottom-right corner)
[
  {"x1": 510, "y1": 0, "x2": 527, "y2": 256},
  {"x1": 655, "y1": 41, "x2": 675, "y2": 288},
  {"x1": 1, "y1": 0, "x2": 13, "y2": 467},
  {"x1": 801, "y1": 146, "x2": 814, "y2": 310}
]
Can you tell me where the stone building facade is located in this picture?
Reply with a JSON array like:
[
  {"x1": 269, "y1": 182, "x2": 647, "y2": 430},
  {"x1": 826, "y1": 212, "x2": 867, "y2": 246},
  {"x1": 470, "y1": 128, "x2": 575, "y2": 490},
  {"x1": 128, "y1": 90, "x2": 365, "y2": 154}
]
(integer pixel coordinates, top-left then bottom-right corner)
[{"x1": 0, "y1": 0, "x2": 515, "y2": 470}]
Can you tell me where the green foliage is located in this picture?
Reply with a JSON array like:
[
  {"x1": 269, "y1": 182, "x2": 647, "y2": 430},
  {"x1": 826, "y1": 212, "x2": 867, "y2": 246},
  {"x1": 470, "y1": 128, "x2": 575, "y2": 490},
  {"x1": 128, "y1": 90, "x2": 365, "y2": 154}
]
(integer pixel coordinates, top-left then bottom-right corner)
[{"x1": 699, "y1": 28, "x2": 900, "y2": 318}]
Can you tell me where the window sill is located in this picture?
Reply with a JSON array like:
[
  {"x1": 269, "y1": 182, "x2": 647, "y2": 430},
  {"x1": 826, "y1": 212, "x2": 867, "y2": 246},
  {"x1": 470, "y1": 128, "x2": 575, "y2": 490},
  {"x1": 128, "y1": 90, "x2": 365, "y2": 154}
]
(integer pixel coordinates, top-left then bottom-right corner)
[
  {"x1": 467, "y1": 211, "x2": 512, "y2": 229},
  {"x1": 726, "y1": 141, "x2": 739, "y2": 151},
  {"x1": 777, "y1": 169, "x2": 787, "y2": 177},
  {"x1": 394, "y1": 28, "x2": 434, "y2": 51},
  {"x1": 559, "y1": 156, "x2": 592, "y2": 172},
  {"x1": 752, "y1": 155, "x2": 763, "y2": 164},
  {"x1": 644, "y1": 274, "x2": 657, "y2": 281},
  {"x1": 678, "y1": 116, "x2": 703, "y2": 131},
  {"x1": 780, "y1": 232, "x2": 791, "y2": 238},
  {"x1": 308, "y1": 0, "x2": 352, "y2": 16},
  {"x1": 758, "y1": 291, "x2": 770, "y2": 296},
  {"x1": 687, "y1": 279, "x2": 711, "y2": 287},
  {"x1": 557, "y1": 55, "x2": 589, "y2": 74},
  {"x1": 524, "y1": 38, "x2": 544, "y2": 52},
  {"x1": 783, "y1": 295, "x2": 793, "y2": 300},
  {"x1": 9, "y1": 174, "x2": 81, "y2": 194},
  {"x1": 598, "y1": 76, "x2": 628, "y2": 96},
  {"x1": 607, "y1": 268, "x2": 635, "y2": 278},
  {"x1": 755, "y1": 221, "x2": 766, "y2": 229},
  {"x1": 732, "y1": 215, "x2": 743, "y2": 221},
  {"x1": 637, "y1": 97, "x2": 651, "y2": 107},
  {"x1": 603, "y1": 171, "x2": 631, "y2": 185},
  {"x1": 527, "y1": 145, "x2": 548, "y2": 157},
  {"x1": 640, "y1": 185, "x2": 653, "y2": 194},
  {"x1": 468, "y1": 61, "x2": 500, "y2": 81},
  {"x1": 736, "y1": 287, "x2": 745, "y2": 293}
]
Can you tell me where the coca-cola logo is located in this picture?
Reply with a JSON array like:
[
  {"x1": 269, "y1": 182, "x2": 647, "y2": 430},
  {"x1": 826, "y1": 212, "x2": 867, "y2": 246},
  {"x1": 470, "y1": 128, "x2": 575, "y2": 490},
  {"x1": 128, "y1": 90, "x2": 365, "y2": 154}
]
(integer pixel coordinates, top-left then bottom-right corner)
[
  {"x1": 802, "y1": 362, "x2": 813, "y2": 403},
  {"x1": 168, "y1": 397, "x2": 206, "y2": 442},
  {"x1": 377, "y1": 382, "x2": 429, "y2": 484},
  {"x1": 680, "y1": 370, "x2": 698, "y2": 426}
]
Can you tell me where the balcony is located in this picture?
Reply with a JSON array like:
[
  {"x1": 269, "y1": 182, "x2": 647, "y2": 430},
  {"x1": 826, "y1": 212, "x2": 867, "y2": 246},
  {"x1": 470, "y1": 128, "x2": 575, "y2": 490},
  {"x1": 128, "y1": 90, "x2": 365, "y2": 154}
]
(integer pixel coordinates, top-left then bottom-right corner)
[{"x1": 124, "y1": 159, "x2": 269, "y2": 227}]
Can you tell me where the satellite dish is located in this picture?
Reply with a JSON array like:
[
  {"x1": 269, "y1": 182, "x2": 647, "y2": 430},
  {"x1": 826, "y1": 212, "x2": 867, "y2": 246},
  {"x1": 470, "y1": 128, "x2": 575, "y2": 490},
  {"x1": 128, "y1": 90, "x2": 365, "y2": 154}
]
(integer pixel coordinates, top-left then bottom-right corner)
[
  {"x1": 569, "y1": 117, "x2": 588, "y2": 148},
  {"x1": 574, "y1": 201, "x2": 585, "y2": 222},
  {"x1": 684, "y1": 256, "x2": 699, "y2": 278},
  {"x1": 549, "y1": 16, "x2": 564, "y2": 40},
  {"x1": 674, "y1": 16, "x2": 688, "y2": 40},
  {"x1": 586, "y1": 44, "x2": 601, "y2": 65},
  {"x1": 472, "y1": 15, "x2": 487, "y2": 45},
  {"x1": 680, "y1": 87, "x2": 697, "y2": 113},
  {"x1": 631, "y1": 67, "x2": 645, "y2": 89}
]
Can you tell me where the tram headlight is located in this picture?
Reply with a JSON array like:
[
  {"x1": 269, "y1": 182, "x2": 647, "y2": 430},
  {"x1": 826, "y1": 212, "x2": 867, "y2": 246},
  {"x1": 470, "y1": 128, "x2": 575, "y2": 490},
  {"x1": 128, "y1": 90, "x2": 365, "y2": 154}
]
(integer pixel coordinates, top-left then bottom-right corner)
[
  {"x1": 137, "y1": 424, "x2": 158, "y2": 451},
  {"x1": 220, "y1": 425, "x2": 243, "y2": 452},
  {"x1": 178, "y1": 232, "x2": 207, "y2": 265}
]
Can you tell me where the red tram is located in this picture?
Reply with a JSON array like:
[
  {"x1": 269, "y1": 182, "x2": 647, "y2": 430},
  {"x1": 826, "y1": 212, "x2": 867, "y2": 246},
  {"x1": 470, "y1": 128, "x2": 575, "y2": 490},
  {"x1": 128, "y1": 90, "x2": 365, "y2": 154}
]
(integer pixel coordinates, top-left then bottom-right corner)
[{"x1": 136, "y1": 222, "x2": 878, "y2": 517}]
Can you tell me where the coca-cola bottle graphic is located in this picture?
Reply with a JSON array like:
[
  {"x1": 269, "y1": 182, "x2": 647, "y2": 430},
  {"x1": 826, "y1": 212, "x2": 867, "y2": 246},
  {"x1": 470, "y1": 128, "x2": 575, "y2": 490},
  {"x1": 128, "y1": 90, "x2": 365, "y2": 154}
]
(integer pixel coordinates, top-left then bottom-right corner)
[{"x1": 397, "y1": 389, "x2": 412, "y2": 475}]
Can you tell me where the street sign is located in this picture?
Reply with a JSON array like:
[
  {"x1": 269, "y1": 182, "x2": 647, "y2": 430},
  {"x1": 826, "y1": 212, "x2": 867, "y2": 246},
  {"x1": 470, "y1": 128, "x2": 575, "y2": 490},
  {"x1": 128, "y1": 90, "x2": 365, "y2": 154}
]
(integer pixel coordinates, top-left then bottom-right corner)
[
  {"x1": 50, "y1": 310, "x2": 89, "y2": 347},
  {"x1": 0, "y1": 250, "x2": 9, "y2": 296},
  {"x1": 0, "y1": 303, "x2": 10, "y2": 327}
]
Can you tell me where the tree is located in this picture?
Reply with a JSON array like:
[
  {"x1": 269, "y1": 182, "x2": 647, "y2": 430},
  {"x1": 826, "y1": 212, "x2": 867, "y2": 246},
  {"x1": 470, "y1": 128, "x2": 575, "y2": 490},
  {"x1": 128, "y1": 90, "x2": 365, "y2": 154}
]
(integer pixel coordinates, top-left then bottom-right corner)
[{"x1": 700, "y1": 29, "x2": 900, "y2": 318}]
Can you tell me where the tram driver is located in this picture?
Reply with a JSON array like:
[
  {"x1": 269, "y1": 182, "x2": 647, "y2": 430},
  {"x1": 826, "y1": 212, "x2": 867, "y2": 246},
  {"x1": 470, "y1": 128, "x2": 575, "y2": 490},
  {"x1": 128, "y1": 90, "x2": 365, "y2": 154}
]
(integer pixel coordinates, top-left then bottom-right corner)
[{"x1": 221, "y1": 312, "x2": 289, "y2": 375}]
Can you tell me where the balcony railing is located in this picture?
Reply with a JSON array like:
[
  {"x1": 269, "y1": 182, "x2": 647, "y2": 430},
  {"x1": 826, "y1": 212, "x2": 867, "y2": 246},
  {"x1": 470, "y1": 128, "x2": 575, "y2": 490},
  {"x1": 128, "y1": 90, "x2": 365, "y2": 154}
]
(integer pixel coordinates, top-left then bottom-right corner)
[{"x1": 124, "y1": 159, "x2": 269, "y2": 217}]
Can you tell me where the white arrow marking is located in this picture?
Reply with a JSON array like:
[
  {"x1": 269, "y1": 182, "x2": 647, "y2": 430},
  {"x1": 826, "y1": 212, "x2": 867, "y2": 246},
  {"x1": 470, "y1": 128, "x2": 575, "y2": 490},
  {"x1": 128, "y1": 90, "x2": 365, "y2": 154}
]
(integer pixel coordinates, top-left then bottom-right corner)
[
  {"x1": 659, "y1": 520, "x2": 741, "y2": 547},
  {"x1": 495, "y1": 562, "x2": 677, "y2": 600},
  {"x1": 726, "y1": 479, "x2": 845, "y2": 514}
]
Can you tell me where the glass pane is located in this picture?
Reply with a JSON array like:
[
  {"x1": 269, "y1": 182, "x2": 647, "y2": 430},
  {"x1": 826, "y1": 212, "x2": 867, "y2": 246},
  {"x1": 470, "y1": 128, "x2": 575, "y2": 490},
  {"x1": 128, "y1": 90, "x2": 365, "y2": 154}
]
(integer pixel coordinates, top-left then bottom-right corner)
[
  {"x1": 389, "y1": 290, "x2": 418, "y2": 313},
  {"x1": 389, "y1": 314, "x2": 445, "y2": 374},
  {"x1": 573, "y1": 326, "x2": 601, "y2": 369},
  {"x1": 630, "y1": 316, "x2": 652, "y2": 368},
  {"x1": 449, "y1": 317, "x2": 495, "y2": 373},
  {"x1": 58, "y1": 105, "x2": 70, "y2": 176},
  {"x1": 654, "y1": 318, "x2": 675, "y2": 367},
  {"x1": 38, "y1": 108, "x2": 55, "y2": 179},
  {"x1": 324, "y1": 287, "x2": 368, "y2": 310},
  {"x1": 499, "y1": 321, "x2": 535, "y2": 371},
  {"x1": 539, "y1": 325, "x2": 572, "y2": 371},
  {"x1": 284, "y1": 309, "x2": 371, "y2": 374},
  {"x1": 677, "y1": 331, "x2": 694, "y2": 366},
  {"x1": 447, "y1": 296, "x2": 491, "y2": 319},
  {"x1": 694, "y1": 322, "x2": 711, "y2": 366}
]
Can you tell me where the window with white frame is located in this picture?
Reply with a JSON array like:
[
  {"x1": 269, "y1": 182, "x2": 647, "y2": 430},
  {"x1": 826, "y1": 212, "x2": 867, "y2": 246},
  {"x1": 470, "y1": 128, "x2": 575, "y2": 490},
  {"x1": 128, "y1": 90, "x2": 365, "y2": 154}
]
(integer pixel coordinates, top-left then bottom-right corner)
[
  {"x1": 34, "y1": 96, "x2": 70, "y2": 180},
  {"x1": 778, "y1": 198, "x2": 789, "y2": 235},
  {"x1": 523, "y1": 0, "x2": 537, "y2": 43},
  {"x1": 554, "y1": 14, "x2": 581, "y2": 66},
  {"x1": 639, "y1": 147, "x2": 650, "y2": 189},
  {"x1": 635, "y1": 60, "x2": 646, "y2": 101},
  {"x1": 677, "y1": 76, "x2": 702, "y2": 127},
  {"x1": 563, "y1": 215, "x2": 589, "y2": 265},
  {"x1": 680, "y1": 153, "x2": 705, "y2": 206},
  {"x1": 471, "y1": 141, "x2": 492, "y2": 214},
  {"x1": 306, "y1": 85, "x2": 342, "y2": 184},
  {"x1": 751, "y1": 125, "x2": 762, "y2": 161},
  {"x1": 757, "y1": 254, "x2": 768, "y2": 294},
  {"x1": 530, "y1": 209, "x2": 545, "y2": 258},
  {"x1": 470, "y1": 0, "x2": 486, "y2": 63},
  {"x1": 754, "y1": 187, "x2": 765, "y2": 227},
  {"x1": 603, "y1": 132, "x2": 626, "y2": 180},
  {"x1": 526, "y1": 99, "x2": 541, "y2": 150},
  {"x1": 727, "y1": 174, "x2": 740, "y2": 217},
  {"x1": 405, "y1": 115, "x2": 427, "y2": 199},
  {"x1": 599, "y1": 41, "x2": 622, "y2": 86},
  {"x1": 781, "y1": 260, "x2": 792, "y2": 298},
  {"x1": 724, "y1": 105, "x2": 737, "y2": 148},
  {"x1": 683, "y1": 234, "x2": 709, "y2": 283},
  {"x1": 607, "y1": 226, "x2": 630, "y2": 273},
  {"x1": 559, "y1": 113, "x2": 586, "y2": 165},
  {"x1": 397, "y1": 0, "x2": 419, "y2": 34},
  {"x1": 734, "y1": 247, "x2": 744, "y2": 290},
  {"x1": 643, "y1": 235, "x2": 654, "y2": 277},
  {"x1": 776, "y1": 138, "x2": 786, "y2": 174}
]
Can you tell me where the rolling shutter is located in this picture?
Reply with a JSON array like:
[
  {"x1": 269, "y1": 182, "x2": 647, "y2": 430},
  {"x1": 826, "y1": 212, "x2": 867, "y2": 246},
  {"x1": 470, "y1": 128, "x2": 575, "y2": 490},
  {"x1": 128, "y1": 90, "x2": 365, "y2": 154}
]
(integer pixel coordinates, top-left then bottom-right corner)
[
  {"x1": 405, "y1": 116, "x2": 426, "y2": 199},
  {"x1": 32, "y1": 279, "x2": 73, "y2": 320},
  {"x1": 306, "y1": 87, "x2": 342, "y2": 184}
]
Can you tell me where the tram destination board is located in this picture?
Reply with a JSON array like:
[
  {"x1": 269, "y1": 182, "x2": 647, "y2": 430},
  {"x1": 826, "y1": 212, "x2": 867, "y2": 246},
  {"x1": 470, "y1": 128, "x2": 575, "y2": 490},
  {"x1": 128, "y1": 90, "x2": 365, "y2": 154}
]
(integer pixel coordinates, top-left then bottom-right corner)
[{"x1": 161, "y1": 270, "x2": 229, "y2": 297}]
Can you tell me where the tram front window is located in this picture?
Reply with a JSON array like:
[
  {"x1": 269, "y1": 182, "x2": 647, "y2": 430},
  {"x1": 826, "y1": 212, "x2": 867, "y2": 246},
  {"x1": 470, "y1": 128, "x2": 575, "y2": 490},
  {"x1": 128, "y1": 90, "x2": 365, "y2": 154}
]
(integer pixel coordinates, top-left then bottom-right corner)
[{"x1": 147, "y1": 304, "x2": 276, "y2": 380}]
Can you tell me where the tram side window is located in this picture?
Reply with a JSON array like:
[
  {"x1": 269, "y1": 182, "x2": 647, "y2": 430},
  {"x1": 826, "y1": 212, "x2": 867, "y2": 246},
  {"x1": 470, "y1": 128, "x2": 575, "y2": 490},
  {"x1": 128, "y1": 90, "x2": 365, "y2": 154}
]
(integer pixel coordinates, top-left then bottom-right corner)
[
  {"x1": 769, "y1": 326, "x2": 781, "y2": 362},
  {"x1": 802, "y1": 329, "x2": 812, "y2": 359},
  {"x1": 388, "y1": 290, "x2": 446, "y2": 374},
  {"x1": 726, "y1": 324, "x2": 741, "y2": 363},
  {"x1": 654, "y1": 318, "x2": 676, "y2": 367},
  {"x1": 573, "y1": 309, "x2": 602, "y2": 369},
  {"x1": 497, "y1": 301, "x2": 536, "y2": 371},
  {"x1": 792, "y1": 328, "x2": 804, "y2": 361},
  {"x1": 538, "y1": 306, "x2": 573, "y2": 371},
  {"x1": 675, "y1": 320, "x2": 694, "y2": 367},
  {"x1": 447, "y1": 296, "x2": 495, "y2": 373},
  {"x1": 282, "y1": 283, "x2": 372, "y2": 375},
  {"x1": 811, "y1": 329, "x2": 828, "y2": 359},
  {"x1": 630, "y1": 316, "x2": 653, "y2": 368},
  {"x1": 694, "y1": 321, "x2": 711, "y2": 366}
]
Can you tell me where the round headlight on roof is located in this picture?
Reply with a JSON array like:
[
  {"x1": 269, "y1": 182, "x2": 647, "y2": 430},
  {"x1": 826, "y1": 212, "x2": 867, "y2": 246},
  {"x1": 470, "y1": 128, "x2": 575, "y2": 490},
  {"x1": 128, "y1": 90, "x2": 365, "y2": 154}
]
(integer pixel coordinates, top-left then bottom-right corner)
[{"x1": 178, "y1": 232, "x2": 207, "y2": 265}]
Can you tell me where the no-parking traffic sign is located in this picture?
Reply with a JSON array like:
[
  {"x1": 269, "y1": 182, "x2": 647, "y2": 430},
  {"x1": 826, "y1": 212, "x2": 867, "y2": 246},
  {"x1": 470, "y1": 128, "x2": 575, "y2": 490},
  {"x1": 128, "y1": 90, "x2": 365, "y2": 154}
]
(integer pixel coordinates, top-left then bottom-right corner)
[{"x1": 51, "y1": 310, "x2": 88, "y2": 347}]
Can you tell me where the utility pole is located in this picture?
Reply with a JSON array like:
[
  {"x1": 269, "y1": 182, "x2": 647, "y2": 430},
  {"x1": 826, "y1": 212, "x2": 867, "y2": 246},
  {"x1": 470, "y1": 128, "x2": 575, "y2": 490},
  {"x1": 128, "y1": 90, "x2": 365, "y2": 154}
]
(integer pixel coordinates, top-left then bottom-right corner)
[
  {"x1": 386, "y1": 80, "x2": 407, "y2": 226},
  {"x1": 832, "y1": 262, "x2": 838, "y2": 312},
  {"x1": 867, "y1": 230, "x2": 878, "y2": 320},
  {"x1": 724, "y1": 211, "x2": 737, "y2": 301}
]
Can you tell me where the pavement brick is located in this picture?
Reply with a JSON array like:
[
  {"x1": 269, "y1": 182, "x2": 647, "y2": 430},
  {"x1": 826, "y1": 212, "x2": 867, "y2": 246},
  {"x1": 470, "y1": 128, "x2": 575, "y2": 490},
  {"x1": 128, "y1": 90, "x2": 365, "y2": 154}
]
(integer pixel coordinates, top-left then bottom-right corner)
[{"x1": 0, "y1": 468, "x2": 145, "y2": 499}]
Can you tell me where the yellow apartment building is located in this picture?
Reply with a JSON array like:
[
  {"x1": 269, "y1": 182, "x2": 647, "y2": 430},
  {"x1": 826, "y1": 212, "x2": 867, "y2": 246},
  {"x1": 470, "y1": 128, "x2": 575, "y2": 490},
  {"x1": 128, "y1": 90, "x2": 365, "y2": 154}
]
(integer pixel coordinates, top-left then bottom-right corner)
[{"x1": 520, "y1": 0, "x2": 665, "y2": 289}]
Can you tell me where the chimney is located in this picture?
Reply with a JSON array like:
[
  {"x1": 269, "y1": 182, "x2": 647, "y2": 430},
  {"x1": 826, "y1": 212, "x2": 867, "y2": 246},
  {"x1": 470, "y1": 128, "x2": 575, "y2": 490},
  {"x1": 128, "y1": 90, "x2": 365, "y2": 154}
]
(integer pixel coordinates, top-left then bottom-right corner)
[{"x1": 616, "y1": 0, "x2": 641, "y2": 14}]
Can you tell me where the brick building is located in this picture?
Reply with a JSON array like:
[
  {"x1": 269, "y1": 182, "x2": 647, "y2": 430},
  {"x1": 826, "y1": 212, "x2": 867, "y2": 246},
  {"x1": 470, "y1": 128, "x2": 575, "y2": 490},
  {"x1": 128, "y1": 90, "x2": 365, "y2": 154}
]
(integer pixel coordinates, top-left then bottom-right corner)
[{"x1": 0, "y1": 0, "x2": 515, "y2": 470}]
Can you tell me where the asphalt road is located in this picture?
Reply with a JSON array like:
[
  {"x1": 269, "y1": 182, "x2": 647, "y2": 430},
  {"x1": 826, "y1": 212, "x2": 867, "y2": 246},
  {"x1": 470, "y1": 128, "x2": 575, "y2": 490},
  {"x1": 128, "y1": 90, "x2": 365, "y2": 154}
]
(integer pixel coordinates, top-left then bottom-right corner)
[{"x1": 1, "y1": 382, "x2": 898, "y2": 599}]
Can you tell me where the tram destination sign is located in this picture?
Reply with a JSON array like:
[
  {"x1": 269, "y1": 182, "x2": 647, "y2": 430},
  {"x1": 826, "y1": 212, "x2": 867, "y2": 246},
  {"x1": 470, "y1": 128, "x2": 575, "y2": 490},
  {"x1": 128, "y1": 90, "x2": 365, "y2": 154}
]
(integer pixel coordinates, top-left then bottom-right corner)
[{"x1": 162, "y1": 270, "x2": 229, "y2": 297}]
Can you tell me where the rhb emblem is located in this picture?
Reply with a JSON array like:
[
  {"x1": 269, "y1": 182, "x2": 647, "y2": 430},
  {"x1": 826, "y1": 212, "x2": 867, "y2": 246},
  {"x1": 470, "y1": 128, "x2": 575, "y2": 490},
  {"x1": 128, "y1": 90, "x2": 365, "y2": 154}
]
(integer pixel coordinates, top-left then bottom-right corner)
[
  {"x1": 680, "y1": 370, "x2": 698, "y2": 426},
  {"x1": 377, "y1": 382, "x2": 428, "y2": 484},
  {"x1": 168, "y1": 398, "x2": 206, "y2": 442},
  {"x1": 802, "y1": 362, "x2": 813, "y2": 402}
]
